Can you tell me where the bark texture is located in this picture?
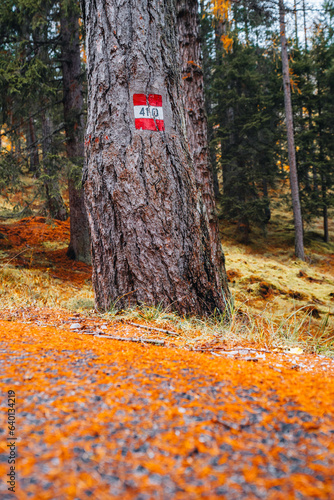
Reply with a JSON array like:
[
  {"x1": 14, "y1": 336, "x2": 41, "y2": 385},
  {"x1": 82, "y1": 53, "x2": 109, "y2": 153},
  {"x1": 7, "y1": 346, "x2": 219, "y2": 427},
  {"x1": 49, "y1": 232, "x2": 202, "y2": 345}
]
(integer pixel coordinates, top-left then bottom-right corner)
[
  {"x1": 279, "y1": 0, "x2": 305, "y2": 261},
  {"x1": 61, "y1": 1, "x2": 91, "y2": 264},
  {"x1": 176, "y1": 0, "x2": 226, "y2": 279},
  {"x1": 83, "y1": 0, "x2": 229, "y2": 315}
]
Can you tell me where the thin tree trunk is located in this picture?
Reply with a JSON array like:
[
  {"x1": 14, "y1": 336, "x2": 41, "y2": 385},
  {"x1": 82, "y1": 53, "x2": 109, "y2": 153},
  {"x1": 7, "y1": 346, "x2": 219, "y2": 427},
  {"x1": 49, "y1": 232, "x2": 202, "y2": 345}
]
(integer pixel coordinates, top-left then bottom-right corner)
[
  {"x1": 319, "y1": 126, "x2": 329, "y2": 243},
  {"x1": 294, "y1": 0, "x2": 298, "y2": 47},
  {"x1": 262, "y1": 178, "x2": 271, "y2": 237},
  {"x1": 32, "y1": 20, "x2": 67, "y2": 221},
  {"x1": 323, "y1": 207, "x2": 329, "y2": 244},
  {"x1": 211, "y1": 156, "x2": 220, "y2": 198},
  {"x1": 321, "y1": 176, "x2": 329, "y2": 243},
  {"x1": 303, "y1": 0, "x2": 308, "y2": 51},
  {"x1": 176, "y1": 0, "x2": 225, "y2": 279},
  {"x1": 41, "y1": 111, "x2": 67, "y2": 221},
  {"x1": 28, "y1": 115, "x2": 39, "y2": 173},
  {"x1": 82, "y1": 0, "x2": 230, "y2": 315},
  {"x1": 279, "y1": 0, "x2": 305, "y2": 260},
  {"x1": 199, "y1": 0, "x2": 220, "y2": 198},
  {"x1": 214, "y1": 13, "x2": 224, "y2": 63},
  {"x1": 308, "y1": 107, "x2": 318, "y2": 192},
  {"x1": 60, "y1": 0, "x2": 91, "y2": 264}
]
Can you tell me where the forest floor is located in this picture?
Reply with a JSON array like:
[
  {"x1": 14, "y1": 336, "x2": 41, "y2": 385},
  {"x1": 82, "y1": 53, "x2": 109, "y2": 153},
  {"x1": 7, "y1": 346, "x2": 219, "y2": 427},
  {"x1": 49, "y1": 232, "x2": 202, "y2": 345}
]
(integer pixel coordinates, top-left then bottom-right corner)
[{"x1": 0, "y1": 184, "x2": 334, "y2": 498}]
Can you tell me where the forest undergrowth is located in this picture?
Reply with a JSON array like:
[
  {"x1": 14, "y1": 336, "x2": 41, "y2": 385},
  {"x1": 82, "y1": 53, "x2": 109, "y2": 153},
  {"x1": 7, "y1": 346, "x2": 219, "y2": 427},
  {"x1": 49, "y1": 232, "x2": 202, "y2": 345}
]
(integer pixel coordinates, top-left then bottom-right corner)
[{"x1": 0, "y1": 179, "x2": 333, "y2": 358}]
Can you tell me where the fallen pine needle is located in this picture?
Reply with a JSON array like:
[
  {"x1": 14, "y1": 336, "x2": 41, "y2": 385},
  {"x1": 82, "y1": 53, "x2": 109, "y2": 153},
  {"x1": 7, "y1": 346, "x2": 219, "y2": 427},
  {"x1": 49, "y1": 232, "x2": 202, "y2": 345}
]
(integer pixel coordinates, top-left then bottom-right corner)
[
  {"x1": 78, "y1": 331, "x2": 165, "y2": 345},
  {"x1": 209, "y1": 351, "x2": 259, "y2": 362},
  {"x1": 97, "y1": 335, "x2": 165, "y2": 345},
  {"x1": 126, "y1": 322, "x2": 179, "y2": 337},
  {"x1": 195, "y1": 347, "x2": 271, "y2": 353}
]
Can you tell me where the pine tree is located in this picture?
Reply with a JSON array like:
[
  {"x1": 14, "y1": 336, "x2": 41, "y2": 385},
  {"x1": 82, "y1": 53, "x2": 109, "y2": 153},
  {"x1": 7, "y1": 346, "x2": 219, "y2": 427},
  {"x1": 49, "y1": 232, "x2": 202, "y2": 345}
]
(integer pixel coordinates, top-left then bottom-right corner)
[
  {"x1": 310, "y1": 12, "x2": 334, "y2": 242},
  {"x1": 292, "y1": 2, "x2": 334, "y2": 243},
  {"x1": 208, "y1": 3, "x2": 282, "y2": 241},
  {"x1": 82, "y1": 0, "x2": 230, "y2": 314},
  {"x1": 60, "y1": 0, "x2": 91, "y2": 262},
  {"x1": 0, "y1": 0, "x2": 67, "y2": 218},
  {"x1": 0, "y1": 0, "x2": 91, "y2": 257},
  {"x1": 279, "y1": 0, "x2": 305, "y2": 260}
]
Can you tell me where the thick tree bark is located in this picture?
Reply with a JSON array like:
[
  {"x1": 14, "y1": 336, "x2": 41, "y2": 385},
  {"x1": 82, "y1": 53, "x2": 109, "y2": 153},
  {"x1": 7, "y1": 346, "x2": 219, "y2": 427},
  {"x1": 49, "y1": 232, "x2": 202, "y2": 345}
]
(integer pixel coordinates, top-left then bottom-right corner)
[
  {"x1": 82, "y1": 0, "x2": 229, "y2": 315},
  {"x1": 279, "y1": 0, "x2": 305, "y2": 261},
  {"x1": 176, "y1": 0, "x2": 226, "y2": 288},
  {"x1": 60, "y1": 0, "x2": 91, "y2": 264}
]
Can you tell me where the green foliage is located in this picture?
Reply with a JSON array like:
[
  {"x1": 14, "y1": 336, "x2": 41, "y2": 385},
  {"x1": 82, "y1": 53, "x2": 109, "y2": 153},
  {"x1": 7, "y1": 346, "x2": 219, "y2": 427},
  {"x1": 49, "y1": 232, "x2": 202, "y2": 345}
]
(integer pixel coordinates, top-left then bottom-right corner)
[
  {"x1": 203, "y1": 3, "x2": 283, "y2": 239},
  {"x1": 66, "y1": 158, "x2": 84, "y2": 189},
  {"x1": 290, "y1": 3, "x2": 334, "y2": 237},
  {"x1": 0, "y1": 149, "x2": 22, "y2": 191},
  {"x1": 0, "y1": 0, "x2": 85, "y2": 218},
  {"x1": 202, "y1": 0, "x2": 334, "y2": 243}
]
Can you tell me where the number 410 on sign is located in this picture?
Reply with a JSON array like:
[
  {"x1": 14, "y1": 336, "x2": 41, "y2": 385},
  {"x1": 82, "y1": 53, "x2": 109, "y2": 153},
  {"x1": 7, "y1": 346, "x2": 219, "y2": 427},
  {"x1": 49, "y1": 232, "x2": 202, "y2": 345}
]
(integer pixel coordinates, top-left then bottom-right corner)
[{"x1": 133, "y1": 94, "x2": 165, "y2": 131}]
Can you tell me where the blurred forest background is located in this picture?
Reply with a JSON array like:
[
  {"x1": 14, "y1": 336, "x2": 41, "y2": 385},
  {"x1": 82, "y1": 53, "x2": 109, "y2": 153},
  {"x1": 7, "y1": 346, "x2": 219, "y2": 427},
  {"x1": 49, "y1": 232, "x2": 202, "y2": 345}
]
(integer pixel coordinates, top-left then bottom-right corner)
[{"x1": 0, "y1": 0, "x2": 333, "y2": 244}]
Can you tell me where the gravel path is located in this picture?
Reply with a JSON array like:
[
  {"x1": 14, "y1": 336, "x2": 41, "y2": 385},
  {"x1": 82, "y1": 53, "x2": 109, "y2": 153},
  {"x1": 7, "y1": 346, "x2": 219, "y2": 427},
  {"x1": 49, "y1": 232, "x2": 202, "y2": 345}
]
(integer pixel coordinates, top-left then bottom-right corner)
[{"x1": 1, "y1": 320, "x2": 334, "y2": 499}]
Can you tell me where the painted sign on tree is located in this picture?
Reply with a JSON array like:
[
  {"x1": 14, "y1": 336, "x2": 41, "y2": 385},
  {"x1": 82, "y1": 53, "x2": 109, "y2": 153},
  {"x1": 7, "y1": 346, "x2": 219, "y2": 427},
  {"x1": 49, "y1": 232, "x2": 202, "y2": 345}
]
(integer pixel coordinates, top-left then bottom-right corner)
[{"x1": 133, "y1": 94, "x2": 165, "y2": 131}]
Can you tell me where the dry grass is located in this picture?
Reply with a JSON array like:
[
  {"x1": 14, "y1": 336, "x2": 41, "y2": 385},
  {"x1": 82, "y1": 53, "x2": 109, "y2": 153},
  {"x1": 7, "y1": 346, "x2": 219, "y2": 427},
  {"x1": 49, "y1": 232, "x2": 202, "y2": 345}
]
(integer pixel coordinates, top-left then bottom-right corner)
[
  {"x1": 0, "y1": 185, "x2": 333, "y2": 357},
  {"x1": 0, "y1": 265, "x2": 94, "y2": 310}
]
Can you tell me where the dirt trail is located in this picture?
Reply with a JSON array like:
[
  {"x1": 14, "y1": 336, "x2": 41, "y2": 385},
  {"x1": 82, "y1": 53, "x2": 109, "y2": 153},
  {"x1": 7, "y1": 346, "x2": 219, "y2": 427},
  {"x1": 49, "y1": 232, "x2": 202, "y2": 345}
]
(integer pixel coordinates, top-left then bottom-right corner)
[{"x1": 1, "y1": 320, "x2": 334, "y2": 499}]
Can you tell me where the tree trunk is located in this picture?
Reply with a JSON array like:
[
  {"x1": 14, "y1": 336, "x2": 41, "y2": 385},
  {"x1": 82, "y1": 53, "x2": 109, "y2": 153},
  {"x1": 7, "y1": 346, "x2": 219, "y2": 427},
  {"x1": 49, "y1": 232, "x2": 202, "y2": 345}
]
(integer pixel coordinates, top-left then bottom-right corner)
[
  {"x1": 176, "y1": 0, "x2": 225, "y2": 283},
  {"x1": 293, "y1": 0, "x2": 298, "y2": 47},
  {"x1": 302, "y1": 0, "x2": 308, "y2": 51},
  {"x1": 214, "y1": 13, "x2": 224, "y2": 63},
  {"x1": 199, "y1": 0, "x2": 220, "y2": 198},
  {"x1": 82, "y1": 0, "x2": 230, "y2": 315},
  {"x1": 60, "y1": 0, "x2": 91, "y2": 264},
  {"x1": 322, "y1": 186, "x2": 329, "y2": 243},
  {"x1": 319, "y1": 132, "x2": 329, "y2": 243},
  {"x1": 323, "y1": 207, "x2": 329, "y2": 244},
  {"x1": 28, "y1": 115, "x2": 39, "y2": 174},
  {"x1": 41, "y1": 111, "x2": 68, "y2": 221},
  {"x1": 262, "y1": 178, "x2": 271, "y2": 237},
  {"x1": 279, "y1": 0, "x2": 305, "y2": 261}
]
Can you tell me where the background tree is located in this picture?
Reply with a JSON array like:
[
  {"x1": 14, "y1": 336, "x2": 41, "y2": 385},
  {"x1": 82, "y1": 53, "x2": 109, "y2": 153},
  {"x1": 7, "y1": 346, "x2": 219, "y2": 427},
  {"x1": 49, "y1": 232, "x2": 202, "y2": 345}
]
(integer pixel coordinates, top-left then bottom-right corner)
[
  {"x1": 0, "y1": 0, "x2": 69, "y2": 219},
  {"x1": 290, "y1": 0, "x2": 334, "y2": 243},
  {"x1": 176, "y1": 0, "x2": 224, "y2": 275},
  {"x1": 60, "y1": 0, "x2": 91, "y2": 262},
  {"x1": 0, "y1": 0, "x2": 90, "y2": 261},
  {"x1": 202, "y1": 0, "x2": 282, "y2": 241},
  {"x1": 200, "y1": 0, "x2": 334, "y2": 252},
  {"x1": 279, "y1": 0, "x2": 305, "y2": 260}
]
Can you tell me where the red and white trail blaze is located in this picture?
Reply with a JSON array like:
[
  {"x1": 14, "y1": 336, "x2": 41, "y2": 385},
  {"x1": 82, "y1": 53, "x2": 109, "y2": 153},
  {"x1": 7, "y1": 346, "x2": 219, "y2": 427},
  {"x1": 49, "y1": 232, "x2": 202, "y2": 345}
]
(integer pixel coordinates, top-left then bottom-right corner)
[{"x1": 133, "y1": 94, "x2": 165, "y2": 131}]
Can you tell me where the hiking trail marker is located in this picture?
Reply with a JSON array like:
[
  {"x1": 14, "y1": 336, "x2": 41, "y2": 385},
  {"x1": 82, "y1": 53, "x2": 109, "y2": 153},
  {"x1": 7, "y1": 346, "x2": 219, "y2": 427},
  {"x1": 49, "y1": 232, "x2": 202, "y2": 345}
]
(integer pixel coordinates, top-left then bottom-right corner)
[{"x1": 133, "y1": 94, "x2": 165, "y2": 131}]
